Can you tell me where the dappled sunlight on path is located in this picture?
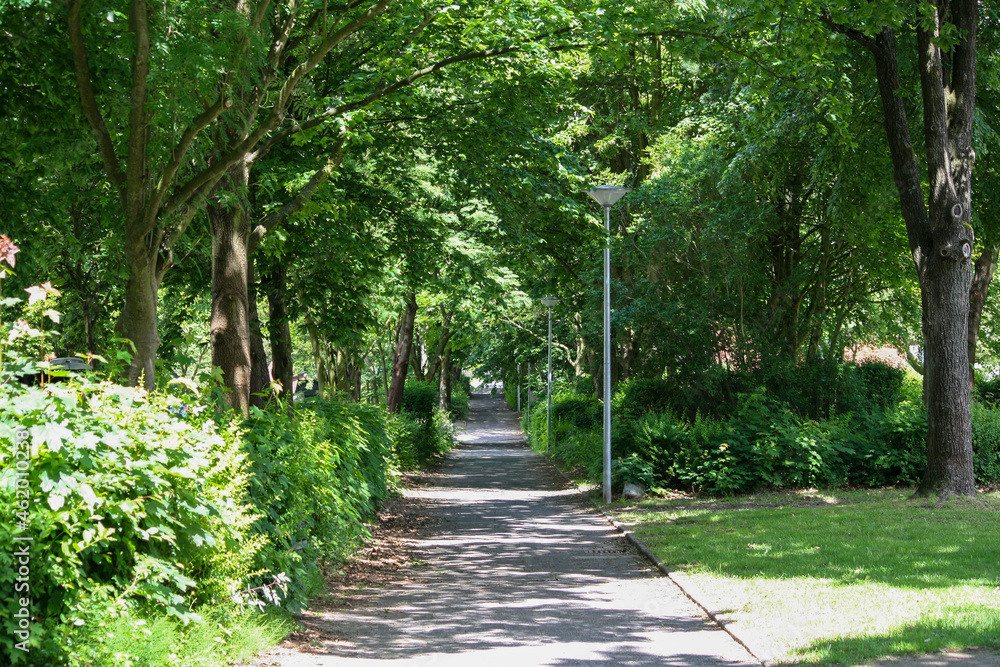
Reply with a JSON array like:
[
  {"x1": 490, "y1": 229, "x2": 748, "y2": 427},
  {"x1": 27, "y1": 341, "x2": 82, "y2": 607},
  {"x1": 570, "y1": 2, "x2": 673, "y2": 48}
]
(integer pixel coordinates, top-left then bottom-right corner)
[{"x1": 250, "y1": 393, "x2": 759, "y2": 667}]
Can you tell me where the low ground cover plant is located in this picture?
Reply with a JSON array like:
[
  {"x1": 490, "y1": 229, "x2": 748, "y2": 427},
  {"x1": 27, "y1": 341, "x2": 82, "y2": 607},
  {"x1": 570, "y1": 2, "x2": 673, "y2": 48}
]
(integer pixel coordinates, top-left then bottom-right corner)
[{"x1": 610, "y1": 489, "x2": 1000, "y2": 665}]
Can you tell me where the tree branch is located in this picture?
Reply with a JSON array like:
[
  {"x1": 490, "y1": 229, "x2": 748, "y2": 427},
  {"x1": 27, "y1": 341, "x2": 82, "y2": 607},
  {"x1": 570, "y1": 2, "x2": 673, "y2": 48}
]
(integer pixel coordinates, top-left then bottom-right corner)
[
  {"x1": 248, "y1": 135, "x2": 346, "y2": 255},
  {"x1": 163, "y1": 0, "x2": 392, "y2": 220},
  {"x1": 124, "y1": 0, "x2": 151, "y2": 232},
  {"x1": 252, "y1": 26, "x2": 577, "y2": 159},
  {"x1": 66, "y1": 0, "x2": 125, "y2": 196},
  {"x1": 144, "y1": 95, "x2": 231, "y2": 239}
]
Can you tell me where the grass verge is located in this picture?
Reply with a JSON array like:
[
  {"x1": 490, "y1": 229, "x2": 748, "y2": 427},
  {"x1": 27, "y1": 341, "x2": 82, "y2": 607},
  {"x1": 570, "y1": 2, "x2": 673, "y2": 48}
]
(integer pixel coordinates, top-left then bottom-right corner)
[{"x1": 609, "y1": 488, "x2": 1000, "y2": 666}]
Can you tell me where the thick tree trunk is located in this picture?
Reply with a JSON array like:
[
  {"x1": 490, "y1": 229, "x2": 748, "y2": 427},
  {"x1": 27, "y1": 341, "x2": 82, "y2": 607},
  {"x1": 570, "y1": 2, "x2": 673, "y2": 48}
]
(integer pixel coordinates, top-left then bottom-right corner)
[
  {"x1": 848, "y1": 11, "x2": 978, "y2": 497},
  {"x1": 264, "y1": 262, "x2": 294, "y2": 405},
  {"x1": 122, "y1": 239, "x2": 160, "y2": 391},
  {"x1": 920, "y1": 253, "x2": 975, "y2": 495},
  {"x1": 208, "y1": 161, "x2": 252, "y2": 417},
  {"x1": 387, "y1": 292, "x2": 418, "y2": 413}
]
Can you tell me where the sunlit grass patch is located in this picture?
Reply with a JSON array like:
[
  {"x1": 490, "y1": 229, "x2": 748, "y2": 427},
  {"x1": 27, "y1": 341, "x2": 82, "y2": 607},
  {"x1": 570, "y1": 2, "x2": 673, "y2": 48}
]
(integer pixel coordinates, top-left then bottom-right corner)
[{"x1": 611, "y1": 489, "x2": 1000, "y2": 665}]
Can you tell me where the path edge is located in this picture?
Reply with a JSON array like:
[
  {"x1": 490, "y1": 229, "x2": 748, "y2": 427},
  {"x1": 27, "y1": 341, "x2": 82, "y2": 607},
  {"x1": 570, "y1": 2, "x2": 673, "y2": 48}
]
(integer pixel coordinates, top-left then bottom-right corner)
[{"x1": 535, "y1": 440, "x2": 770, "y2": 667}]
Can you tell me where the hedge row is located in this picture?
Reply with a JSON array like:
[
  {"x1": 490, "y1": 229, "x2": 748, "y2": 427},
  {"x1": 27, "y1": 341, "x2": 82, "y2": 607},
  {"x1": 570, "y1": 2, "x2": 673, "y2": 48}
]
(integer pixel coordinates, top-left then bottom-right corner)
[
  {"x1": 0, "y1": 374, "x2": 455, "y2": 666},
  {"x1": 526, "y1": 362, "x2": 1000, "y2": 496}
]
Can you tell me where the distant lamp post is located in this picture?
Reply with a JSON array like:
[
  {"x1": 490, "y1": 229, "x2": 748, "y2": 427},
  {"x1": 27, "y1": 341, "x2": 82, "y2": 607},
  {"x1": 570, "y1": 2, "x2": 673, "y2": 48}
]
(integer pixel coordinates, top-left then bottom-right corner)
[
  {"x1": 587, "y1": 185, "x2": 630, "y2": 504},
  {"x1": 540, "y1": 296, "x2": 560, "y2": 452},
  {"x1": 517, "y1": 363, "x2": 521, "y2": 413}
]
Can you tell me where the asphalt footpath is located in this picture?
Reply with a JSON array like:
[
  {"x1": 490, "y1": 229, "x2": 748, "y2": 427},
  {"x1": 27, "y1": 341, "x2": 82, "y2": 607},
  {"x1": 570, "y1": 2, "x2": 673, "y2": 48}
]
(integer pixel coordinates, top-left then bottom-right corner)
[{"x1": 253, "y1": 392, "x2": 761, "y2": 667}]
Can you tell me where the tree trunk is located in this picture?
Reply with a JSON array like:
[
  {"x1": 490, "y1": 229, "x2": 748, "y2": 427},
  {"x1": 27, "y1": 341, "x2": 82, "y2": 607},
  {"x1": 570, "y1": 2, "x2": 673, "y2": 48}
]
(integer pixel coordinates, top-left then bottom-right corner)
[
  {"x1": 247, "y1": 256, "x2": 269, "y2": 410},
  {"x1": 387, "y1": 292, "x2": 418, "y2": 413},
  {"x1": 438, "y1": 346, "x2": 452, "y2": 412},
  {"x1": 838, "y1": 9, "x2": 978, "y2": 497},
  {"x1": 208, "y1": 160, "x2": 252, "y2": 417},
  {"x1": 264, "y1": 261, "x2": 294, "y2": 405},
  {"x1": 122, "y1": 238, "x2": 160, "y2": 390},
  {"x1": 968, "y1": 246, "x2": 999, "y2": 386}
]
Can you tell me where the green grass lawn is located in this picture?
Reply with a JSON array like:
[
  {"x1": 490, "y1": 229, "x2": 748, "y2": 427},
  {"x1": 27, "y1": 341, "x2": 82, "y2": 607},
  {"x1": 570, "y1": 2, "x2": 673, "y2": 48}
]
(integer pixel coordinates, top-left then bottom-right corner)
[{"x1": 610, "y1": 489, "x2": 1000, "y2": 666}]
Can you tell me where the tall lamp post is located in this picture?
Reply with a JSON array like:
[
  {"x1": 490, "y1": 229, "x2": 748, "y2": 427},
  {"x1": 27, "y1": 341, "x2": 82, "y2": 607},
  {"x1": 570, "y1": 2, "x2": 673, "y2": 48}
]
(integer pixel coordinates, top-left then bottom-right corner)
[
  {"x1": 540, "y1": 296, "x2": 560, "y2": 452},
  {"x1": 587, "y1": 185, "x2": 630, "y2": 504}
]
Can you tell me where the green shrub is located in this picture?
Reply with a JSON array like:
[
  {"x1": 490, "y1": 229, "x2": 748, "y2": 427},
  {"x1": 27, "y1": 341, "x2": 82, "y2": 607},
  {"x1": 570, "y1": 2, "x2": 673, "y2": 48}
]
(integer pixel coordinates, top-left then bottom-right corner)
[
  {"x1": 551, "y1": 394, "x2": 601, "y2": 430},
  {"x1": 385, "y1": 407, "x2": 455, "y2": 468},
  {"x1": 401, "y1": 380, "x2": 438, "y2": 420},
  {"x1": 241, "y1": 398, "x2": 393, "y2": 612},
  {"x1": 856, "y1": 361, "x2": 907, "y2": 410},
  {"x1": 613, "y1": 377, "x2": 674, "y2": 418},
  {"x1": 0, "y1": 377, "x2": 252, "y2": 665},
  {"x1": 449, "y1": 387, "x2": 470, "y2": 421},
  {"x1": 972, "y1": 402, "x2": 1000, "y2": 484},
  {"x1": 975, "y1": 375, "x2": 1000, "y2": 406}
]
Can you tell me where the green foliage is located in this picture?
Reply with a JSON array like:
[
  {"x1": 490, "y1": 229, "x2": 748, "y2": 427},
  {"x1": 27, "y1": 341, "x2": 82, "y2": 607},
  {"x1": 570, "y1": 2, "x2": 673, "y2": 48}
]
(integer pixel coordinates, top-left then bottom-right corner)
[
  {"x1": 64, "y1": 605, "x2": 290, "y2": 667},
  {"x1": 0, "y1": 376, "x2": 251, "y2": 664},
  {"x1": 396, "y1": 380, "x2": 459, "y2": 462},
  {"x1": 533, "y1": 362, "x2": 930, "y2": 496},
  {"x1": 448, "y1": 388, "x2": 470, "y2": 421},
  {"x1": 613, "y1": 377, "x2": 674, "y2": 419},
  {"x1": 971, "y1": 402, "x2": 1000, "y2": 485},
  {"x1": 401, "y1": 380, "x2": 438, "y2": 420},
  {"x1": 241, "y1": 398, "x2": 394, "y2": 612}
]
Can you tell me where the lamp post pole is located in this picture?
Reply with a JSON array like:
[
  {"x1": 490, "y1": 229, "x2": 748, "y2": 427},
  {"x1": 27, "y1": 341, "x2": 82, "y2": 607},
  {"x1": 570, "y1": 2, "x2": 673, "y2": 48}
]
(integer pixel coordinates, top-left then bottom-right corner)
[
  {"x1": 540, "y1": 296, "x2": 560, "y2": 453},
  {"x1": 526, "y1": 362, "x2": 531, "y2": 433},
  {"x1": 517, "y1": 364, "x2": 521, "y2": 412},
  {"x1": 587, "y1": 185, "x2": 630, "y2": 504}
]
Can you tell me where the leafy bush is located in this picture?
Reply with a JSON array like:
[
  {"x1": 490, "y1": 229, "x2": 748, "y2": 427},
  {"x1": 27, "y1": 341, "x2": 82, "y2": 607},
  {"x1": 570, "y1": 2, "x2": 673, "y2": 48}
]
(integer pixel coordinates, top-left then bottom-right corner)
[
  {"x1": 613, "y1": 377, "x2": 674, "y2": 419},
  {"x1": 241, "y1": 398, "x2": 393, "y2": 612},
  {"x1": 542, "y1": 382, "x2": 929, "y2": 496},
  {"x1": 972, "y1": 402, "x2": 1000, "y2": 485},
  {"x1": 551, "y1": 394, "x2": 601, "y2": 430},
  {"x1": 856, "y1": 361, "x2": 906, "y2": 409},
  {"x1": 448, "y1": 388, "x2": 470, "y2": 421},
  {"x1": 402, "y1": 380, "x2": 438, "y2": 420},
  {"x1": 0, "y1": 376, "x2": 253, "y2": 665},
  {"x1": 975, "y1": 375, "x2": 1000, "y2": 407}
]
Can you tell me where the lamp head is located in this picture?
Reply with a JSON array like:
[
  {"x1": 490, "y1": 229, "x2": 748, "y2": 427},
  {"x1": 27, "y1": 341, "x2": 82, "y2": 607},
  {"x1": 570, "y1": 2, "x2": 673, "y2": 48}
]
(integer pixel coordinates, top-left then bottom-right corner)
[
  {"x1": 587, "y1": 185, "x2": 631, "y2": 208},
  {"x1": 540, "y1": 296, "x2": 560, "y2": 308}
]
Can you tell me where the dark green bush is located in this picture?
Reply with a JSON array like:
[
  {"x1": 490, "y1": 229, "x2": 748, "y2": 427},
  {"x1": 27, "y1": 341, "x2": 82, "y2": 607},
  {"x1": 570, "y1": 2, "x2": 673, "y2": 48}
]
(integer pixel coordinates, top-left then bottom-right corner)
[
  {"x1": 551, "y1": 394, "x2": 601, "y2": 430},
  {"x1": 614, "y1": 377, "x2": 674, "y2": 418},
  {"x1": 385, "y1": 407, "x2": 455, "y2": 466},
  {"x1": 972, "y1": 402, "x2": 1000, "y2": 485},
  {"x1": 449, "y1": 387, "x2": 470, "y2": 421},
  {"x1": 975, "y1": 375, "x2": 1000, "y2": 407},
  {"x1": 544, "y1": 384, "x2": 928, "y2": 496},
  {"x1": 856, "y1": 361, "x2": 907, "y2": 410},
  {"x1": 401, "y1": 380, "x2": 438, "y2": 420}
]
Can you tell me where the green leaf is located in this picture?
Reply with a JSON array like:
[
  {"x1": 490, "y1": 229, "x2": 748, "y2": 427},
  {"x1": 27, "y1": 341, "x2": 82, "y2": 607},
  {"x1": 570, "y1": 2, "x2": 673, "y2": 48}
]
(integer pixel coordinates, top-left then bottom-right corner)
[{"x1": 78, "y1": 483, "x2": 100, "y2": 508}]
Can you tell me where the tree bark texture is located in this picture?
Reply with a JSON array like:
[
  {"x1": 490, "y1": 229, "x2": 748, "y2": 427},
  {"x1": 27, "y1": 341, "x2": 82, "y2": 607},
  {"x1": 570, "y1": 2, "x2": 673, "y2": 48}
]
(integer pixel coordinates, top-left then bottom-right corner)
[
  {"x1": 208, "y1": 159, "x2": 252, "y2": 417},
  {"x1": 247, "y1": 256, "x2": 269, "y2": 410},
  {"x1": 122, "y1": 238, "x2": 160, "y2": 390},
  {"x1": 968, "y1": 246, "x2": 999, "y2": 386},
  {"x1": 844, "y1": 6, "x2": 978, "y2": 497},
  {"x1": 387, "y1": 293, "x2": 418, "y2": 413},
  {"x1": 264, "y1": 262, "x2": 294, "y2": 405}
]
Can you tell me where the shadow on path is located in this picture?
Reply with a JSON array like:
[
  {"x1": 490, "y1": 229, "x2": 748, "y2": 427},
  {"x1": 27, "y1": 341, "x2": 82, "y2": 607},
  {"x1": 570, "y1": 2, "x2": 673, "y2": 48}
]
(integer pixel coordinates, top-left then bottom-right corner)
[{"x1": 252, "y1": 393, "x2": 760, "y2": 667}]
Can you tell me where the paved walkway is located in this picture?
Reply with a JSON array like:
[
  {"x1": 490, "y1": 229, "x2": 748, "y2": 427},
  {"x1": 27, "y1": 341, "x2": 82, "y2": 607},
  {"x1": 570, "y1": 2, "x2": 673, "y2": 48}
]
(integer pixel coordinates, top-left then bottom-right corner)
[{"x1": 255, "y1": 393, "x2": 760, "y2": 666}]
